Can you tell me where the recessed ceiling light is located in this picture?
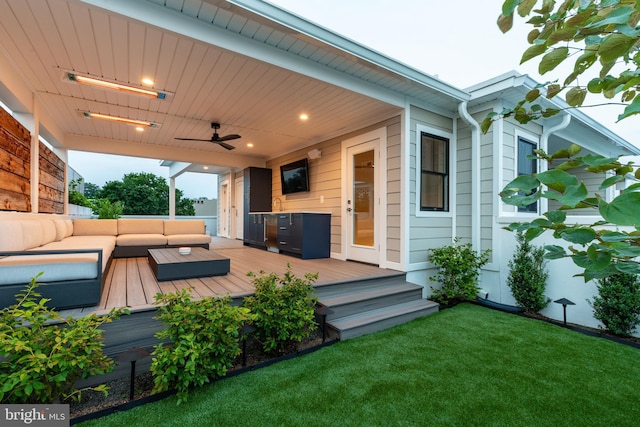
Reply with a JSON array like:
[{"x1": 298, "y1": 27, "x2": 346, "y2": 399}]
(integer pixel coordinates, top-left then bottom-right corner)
[
  {"x1": 299, "y1": 113, "x2": 309, "y2": 121},
  {"x1": 141, "y1": 78, "x2": 154, "y2": 86},
  {"x1": 247, "y1": 142, "x2": 254, "y2": 148},
  {"x1": 135, "y1": 126, "x2": 145, "y2": 132},
  {"x1": 66, "y1": 72, "x2": 168, "y2": 99},
  {"x1": 203, "y1": 166, "x2": 209, "y2": 170}
]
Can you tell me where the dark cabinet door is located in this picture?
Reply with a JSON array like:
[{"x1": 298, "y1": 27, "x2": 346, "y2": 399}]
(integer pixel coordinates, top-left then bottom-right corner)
[{"x1": 243, "y1": 167, "x2": 271, "y2": 246}]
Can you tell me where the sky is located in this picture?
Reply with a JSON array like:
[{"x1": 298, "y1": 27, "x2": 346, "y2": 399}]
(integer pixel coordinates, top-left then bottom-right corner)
[{"x1": 68, "y1": 0, "x2": 640, "y2": 199}]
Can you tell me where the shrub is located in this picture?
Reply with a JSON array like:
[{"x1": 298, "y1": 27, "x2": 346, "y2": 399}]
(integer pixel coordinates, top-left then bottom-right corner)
[
  {"x1": 151, "y1": 289, "x2": 249, "y2": 404},
  {"x1": 589, "y1": 272, "x2": 640, "y2": 336},
  {"x1": 429, "y1": 238, "x2": 491, "y2": 305},
  {"x1": 0, "y1": 275, "x2": 126, "y2": 403},
  {"x1": 92, "y1": 198, "x2": 124, "y2": 219},
  {"x1": 68, "y1": 178, "x2": 91, "y2": 207},
  {"x1": 507, "y1": 231, "x2": 550, "y2": 313},
  {"x1": 242, "y1": 265, "x2": 318, "y2": 354}
]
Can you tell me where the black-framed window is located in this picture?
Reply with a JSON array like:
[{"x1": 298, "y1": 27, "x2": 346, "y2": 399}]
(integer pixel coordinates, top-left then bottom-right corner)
[
  {"x1": 420, "y1": 132, "x2": 449, "y2": 211},
  {"x1": 517, "y1": 137, "x2": 538, "y2": 213}
]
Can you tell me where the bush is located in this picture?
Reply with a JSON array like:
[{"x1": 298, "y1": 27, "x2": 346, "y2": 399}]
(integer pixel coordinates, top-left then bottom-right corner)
[
  {"x1": 429, "y1": 238, "x2": 491, "y2": 305},
  {"x1": 589, "y1": 272, "x2": 640, "y2": 336},
  {"x1": 242, "y1": 265, "x2": 318, "y2": 354},
  {"x1": 507, "y1": 231, "x2": 550, "y2": 313},
  {"x1": 92, "y1": 198, "x2": 124, "y2": 219},
  {"x1": 151, "y1": 289, "x2": 249, "y2": 404},
  {"x1": 0, "y1": 275, "x2": 126, "y2": 403}
]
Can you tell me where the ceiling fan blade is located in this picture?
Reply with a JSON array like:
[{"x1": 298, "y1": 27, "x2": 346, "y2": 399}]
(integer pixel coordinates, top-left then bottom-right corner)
[
  {"x1": 216, "y1": 141, "x2": 236, "y2": 150},
  {"x1": 216, "y1": 134, "x2": 241, "y2": 142},
  {"x1": 175, "y1": 137, "x2": 212, "y2": 142}
]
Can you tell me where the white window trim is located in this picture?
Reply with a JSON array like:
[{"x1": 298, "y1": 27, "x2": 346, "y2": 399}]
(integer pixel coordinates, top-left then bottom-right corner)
[{"x1": 415, "y1": 124, "x2": 454, "y2": 218}]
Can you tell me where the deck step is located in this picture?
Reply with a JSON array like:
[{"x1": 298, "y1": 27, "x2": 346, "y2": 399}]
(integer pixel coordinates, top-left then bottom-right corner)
[
  {"x1": 313, "y1": 274, "x2": 408, "y2": 297},
  {"x1": 327, "y1": 299, "x2": 439, "y2": 340},
  {"x1": 318, "y1": 283, "x2": 423, "y2": 320}
]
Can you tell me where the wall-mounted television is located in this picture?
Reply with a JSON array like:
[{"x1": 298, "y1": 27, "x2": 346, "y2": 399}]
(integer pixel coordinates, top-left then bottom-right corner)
[{"x1": 280, "y1": 158, "x2": 310, "y2": 195}]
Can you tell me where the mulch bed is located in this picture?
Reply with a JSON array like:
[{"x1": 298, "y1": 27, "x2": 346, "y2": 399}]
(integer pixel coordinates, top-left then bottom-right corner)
[{"x1": 69, "y1": 328, "x2": 336, "y2": 423}]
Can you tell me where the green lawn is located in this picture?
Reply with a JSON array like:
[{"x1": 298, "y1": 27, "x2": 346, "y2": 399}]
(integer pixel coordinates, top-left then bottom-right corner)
[{"x1": 79, "y1": 304, "x2": 640, "y2": 426}]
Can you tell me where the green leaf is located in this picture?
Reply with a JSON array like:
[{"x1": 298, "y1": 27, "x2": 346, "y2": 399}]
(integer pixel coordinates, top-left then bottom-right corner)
[
  {"x1": 517, "y1": 0, "x2": 536, "y2": 16},
  {"x1": 544, "y1": 210, "x2": 567, "y2": 223},
  {"x1": 502, "y1": 0, "x2": 522, "y2": 16},
  {"x1": 600, "y1": 231, "x2": 632, "y2": 242},
  {"x1": 544, "y1": 245, "x2": 567, "y2": 259},
  {"x1": 614, "y1": 262, "x2": 640, "y2": 275},
  {"x1": 498, "y1": 13, "x2": 514, "y2": 33},
  {"x1": 565, "y1": 87, "x2": 587, "y2": 107},
  {"x1": 560, "y1": 227, "x2": 597, "y2": 245},
  {"x1": 536, "y1": 169, "x2": 579, "y2": 191},
  {"x1": 584, "y1": 6, "x2": 633, "y2": 29},
  {"x1": 599, "y1": 192, "x2": 640, "y2": 225},
  {"x1": 521, "y1": 44, "x2": 547, "y2": 64},
  {"x1": 598, "y1": 34, "x2": 636, "y2": 63},
  {"x1": 557, "y1": 183, "x2": 589, "y2": 207},
  {"x1": 525, "y1": 88, "x2": 541, "y2": 102},
  {"x1": 618, "y1": 95, "x2": 640, "y2": 120},
  {"x1": 546, "y1": 84, "x2": 562, "y2": 98},
  {"x1": 599, "y1": 175, "x2": 625, "y2": 190},
  {"x1": 539, "y1": 47, "x2": 569, "y2": 74}
]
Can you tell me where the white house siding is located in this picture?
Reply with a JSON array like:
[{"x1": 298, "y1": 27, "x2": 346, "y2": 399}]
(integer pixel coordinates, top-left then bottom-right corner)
[
  {"x1": 407, "y1": 105, "x2": 455, "y2": 269},
  {"x1": 266, "y1": 116, "x2": 401, "y2": 261},
  {"x1": 386, "y1": 118, "x2": 402, "y2": 264}
]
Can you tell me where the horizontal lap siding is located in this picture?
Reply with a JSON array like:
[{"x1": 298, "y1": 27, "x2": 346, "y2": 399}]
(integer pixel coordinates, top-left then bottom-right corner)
[
  {"x1": 266, "y1": 116, "x2": 401, "y2": 259},
  {"x1": 409, "y1": 106, "x2": 454, "y2": 266},
  {"x1": 386, "y1": 119, "x2": 401, "y2": 263}
]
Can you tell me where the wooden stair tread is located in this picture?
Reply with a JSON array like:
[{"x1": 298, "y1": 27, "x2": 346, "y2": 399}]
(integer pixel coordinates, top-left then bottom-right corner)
[
  {"x1": 329, "y1": 299, "x2": 439, "y2": 331},
  {"x1": 317, "y1": 282, "x2": 421, "y2": 307}
]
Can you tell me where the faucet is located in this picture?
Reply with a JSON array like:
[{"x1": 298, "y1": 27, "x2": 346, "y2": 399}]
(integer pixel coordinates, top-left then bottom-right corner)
[{"x1": 273, "y1": 197, "x2": 283, "y2": 212}]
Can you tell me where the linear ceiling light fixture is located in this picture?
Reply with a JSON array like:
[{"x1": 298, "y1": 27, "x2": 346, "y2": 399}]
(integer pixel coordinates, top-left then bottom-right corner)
[
  {"x1": 66, "y1": 72, "x2": 167, "y2": 99},
  {"x1": 82, "y1": 112, "x2": 159, "y2": 128}
]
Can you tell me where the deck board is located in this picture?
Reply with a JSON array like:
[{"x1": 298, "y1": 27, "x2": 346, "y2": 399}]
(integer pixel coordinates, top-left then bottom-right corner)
[{"x1": 60, "y1": 239, "x2": 401, "y2": 318}]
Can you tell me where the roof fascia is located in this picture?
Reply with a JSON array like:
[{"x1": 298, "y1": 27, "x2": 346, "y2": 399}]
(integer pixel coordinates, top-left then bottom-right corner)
[
  {"x1": 467, "y1": 71, "x2": 640, "y2": 156},
  {"x1": 226, "y1": 0, "x2": 469, "y2": 102}
]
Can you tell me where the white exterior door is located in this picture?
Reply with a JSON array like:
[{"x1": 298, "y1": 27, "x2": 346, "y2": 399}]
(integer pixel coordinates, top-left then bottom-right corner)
[{"x1": 343, "y1": 130, "x2": 383, "y2": 265}]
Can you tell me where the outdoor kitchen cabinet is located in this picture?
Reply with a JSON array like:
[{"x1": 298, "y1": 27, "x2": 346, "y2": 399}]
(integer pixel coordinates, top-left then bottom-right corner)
[
  {"x1": 276, "y1": 212, "x2": 330, "y2": 259},
  {"x1": 243, "y1": 167, "x2": 271, "y2": 248}
]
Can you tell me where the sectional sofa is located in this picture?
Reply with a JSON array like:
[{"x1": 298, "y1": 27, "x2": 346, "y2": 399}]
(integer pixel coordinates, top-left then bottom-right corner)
[{"x1": 0, "y1": 214, "x2": 211, "y2": 310}]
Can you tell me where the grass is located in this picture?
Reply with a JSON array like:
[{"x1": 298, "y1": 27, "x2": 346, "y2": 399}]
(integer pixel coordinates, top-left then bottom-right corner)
[{"x1": 79, "y1": 304, "x2": 640, "y2": 426}]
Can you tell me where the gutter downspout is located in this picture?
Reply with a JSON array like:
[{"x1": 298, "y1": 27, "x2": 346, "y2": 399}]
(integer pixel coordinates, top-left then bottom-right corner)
[
  {"x1": 540, "y1": 114, "x2": 571, "y2": 213},
  {"x1": 458, "y1": 101, "x2": 481, "y2": 251}
]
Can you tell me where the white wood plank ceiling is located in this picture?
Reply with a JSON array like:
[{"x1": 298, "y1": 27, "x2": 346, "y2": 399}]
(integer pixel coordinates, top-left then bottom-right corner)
[{"x1": 0, "y1": 0, "x2": 462, "y2": 171}]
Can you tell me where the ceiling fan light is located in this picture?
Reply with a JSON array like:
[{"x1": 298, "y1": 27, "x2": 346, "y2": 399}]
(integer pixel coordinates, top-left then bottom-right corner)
[{"x1": 67, "y1": 72, "x2": 167, "y2": 100}]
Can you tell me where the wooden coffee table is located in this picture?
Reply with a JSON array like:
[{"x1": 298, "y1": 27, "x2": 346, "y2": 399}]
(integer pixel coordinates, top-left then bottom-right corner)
[{"x1": 148, "y1": 248, "x2": 230, "y2": 281}]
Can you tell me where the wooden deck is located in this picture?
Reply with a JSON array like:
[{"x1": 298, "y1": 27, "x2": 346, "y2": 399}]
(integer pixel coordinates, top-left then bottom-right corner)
[{"x1": 60, "y1": 237, "x2": 402, "y2": 318}]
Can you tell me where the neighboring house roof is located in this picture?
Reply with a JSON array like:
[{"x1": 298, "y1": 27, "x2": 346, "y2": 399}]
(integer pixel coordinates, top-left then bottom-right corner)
[{"x1": 467, "y1": 71, "x2": 640, "y2": 156}]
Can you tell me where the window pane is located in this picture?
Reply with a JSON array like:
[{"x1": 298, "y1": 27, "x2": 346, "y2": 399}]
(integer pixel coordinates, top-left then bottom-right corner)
[
  {"x1": 421, "y1": 135, "x2": 446, "y2": 173},
  {"x1": 420, "y1": 132, "x2": 449, "y2": 211},
  {"x1": 517, "y1": 137, "x2": 537, "y2": 213}
]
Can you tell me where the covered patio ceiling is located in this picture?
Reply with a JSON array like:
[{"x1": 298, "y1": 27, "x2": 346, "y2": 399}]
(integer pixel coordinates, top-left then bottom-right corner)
[{"x1": 0, "y1": 0, "x2": 466, "y2": 175}]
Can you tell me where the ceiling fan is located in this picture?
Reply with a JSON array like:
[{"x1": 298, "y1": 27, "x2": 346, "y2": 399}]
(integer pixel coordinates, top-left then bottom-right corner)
[{"x1": 175, "y1": 122, "x2": 240, "y2": 150}]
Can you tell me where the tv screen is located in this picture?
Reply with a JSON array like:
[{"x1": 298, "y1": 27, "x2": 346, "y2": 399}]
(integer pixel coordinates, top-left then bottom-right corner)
[{"x1": 280, "y1": 158, "x2": 310, "y2": 195}]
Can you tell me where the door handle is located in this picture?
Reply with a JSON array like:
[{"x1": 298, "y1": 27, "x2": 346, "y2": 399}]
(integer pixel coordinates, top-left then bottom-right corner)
[{"x1": 347, "y1": 207, "x2": 353, "y2": 212}]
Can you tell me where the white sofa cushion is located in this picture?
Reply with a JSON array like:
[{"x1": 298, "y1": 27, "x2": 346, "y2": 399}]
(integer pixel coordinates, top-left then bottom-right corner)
[
  {"x1": 52, "y1": 219, "x2": 67, "y2": 241},
  {"x1": 164, "y1": 220, "x2": 205, "y2": 235},
  {"x1": 21, "y1": 220, "x2": 44, "y2": 250},
  {"x1": 0, "y1": 253, "x2": 99, "y2": 286},
  {"x1": 118, "y1": 219, "x2": 164, "y2": 235},
  {"x1": 0, "y1": 220, "x2": 25, "y2": 251}
]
